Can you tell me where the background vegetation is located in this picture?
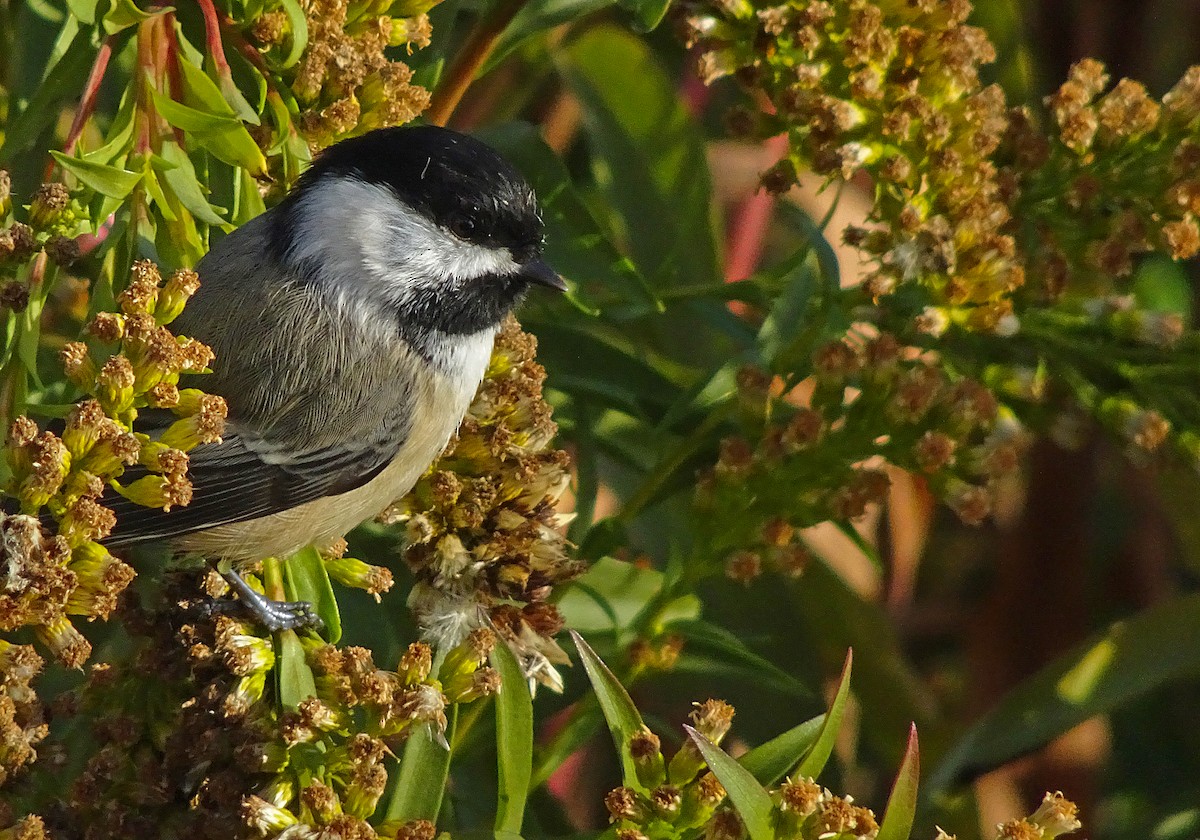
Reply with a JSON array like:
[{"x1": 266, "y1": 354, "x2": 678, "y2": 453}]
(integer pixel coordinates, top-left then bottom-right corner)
[{"x1": 0, "y1": 0, "x2": 1198, "y2": 838}]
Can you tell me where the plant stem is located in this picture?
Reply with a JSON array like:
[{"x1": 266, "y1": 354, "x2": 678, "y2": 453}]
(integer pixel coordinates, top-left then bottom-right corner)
[
  {"x1": 425, "y1": 0, "x2": 529, "y2": 127},
  {"x1": 61, "y1": 36, "x2": 116, "y2": 158}
]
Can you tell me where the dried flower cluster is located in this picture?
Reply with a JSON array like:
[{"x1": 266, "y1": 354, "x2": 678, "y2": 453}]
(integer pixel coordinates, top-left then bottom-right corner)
[
  {"x1": 29, "y1": 569, "x2": 499, "y2": 839},
  {"x1": 684, "y1": 0, "x2": 1021, "y2": 331},
  {"x1": 686, "y1": 0, "x2": 1200, "y2": 334},
  {"x1": 604, "y1": 701, "x2": 734, "y2": 837},
  {"x1": 1010, "y1": 61, "x2": 1200, "y2": 295},
  {"x1": 699, "y1": 340, "x2": 1028, "y2": 579},
  {"x1": 0, "y1": 260, "x2": 221, "y2": 785},
  {"x1": 385, "y1": 317, "x2": 581, "y2": 691},
  {"x1": 244, "y1": 0, "x2": 433, "y2": 150}
]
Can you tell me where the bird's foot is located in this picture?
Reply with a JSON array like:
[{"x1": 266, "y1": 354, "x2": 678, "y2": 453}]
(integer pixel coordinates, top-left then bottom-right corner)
[{"x1": 219, "y1": 566, "x2": 325, "y2": 632}]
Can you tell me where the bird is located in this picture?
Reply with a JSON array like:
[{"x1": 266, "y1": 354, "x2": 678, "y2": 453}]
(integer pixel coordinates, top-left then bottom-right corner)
[{"x1": 102, "y1": 124, "x2": 566, "y2": 630}]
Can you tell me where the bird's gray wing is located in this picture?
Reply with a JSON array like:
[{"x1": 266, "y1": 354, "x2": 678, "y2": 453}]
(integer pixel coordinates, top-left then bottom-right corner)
[{"x1": 102, "y1": 418, "x2": 399, "y2": 547}]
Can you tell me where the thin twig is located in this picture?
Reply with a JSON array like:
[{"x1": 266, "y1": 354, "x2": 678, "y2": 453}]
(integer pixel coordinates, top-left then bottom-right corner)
[
  {"x1": 425, "y1": 0, "x2": 529, "y2": 127},
  {"x1": 46, "y1": 35, "x2": 116, "y2": 179}
]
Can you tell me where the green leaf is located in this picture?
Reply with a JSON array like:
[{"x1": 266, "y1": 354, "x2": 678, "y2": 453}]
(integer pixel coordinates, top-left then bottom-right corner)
[
  {"x1": 493, "y1": 642, "x2": 533, "y2": 834},
  {"x1": 683, "y1": 725, "x2": 774, "y2": 840},
  {"x1": 0, "y1": 28, "x2": 98, "y2": 160},
  {"x1": 276, "y1": 629, "x2": 317, "y2": 709},
  {"x1": 103, "y1": 0, "x2": 163, "y2": 33},
  {"x1": 560, "y1": 27, "x2": 721, "y2": 290},
  {"x1": 531, "y1": 702, "x2": 603, "y2": 787},
  {"x1": 619, "y1": 0, "x2": 669, "y2": 31},
  {"x1": 50, "y1": 151, "x2": 142, "y2": 199},
  {"x1": 154, "y1": 143, "x2": 230, "y2": 227},
  {"x1": 569, "y1": 630, "x2": 648, "y2": 787},
  {"x1": 386, "y1": 709, "x2": 456, "y2": 822},
  {"x1": 141, "y1": 162, "x2": 178, "y2": 221},
  {"x1": 282, "y1": 545, "x2": 342, "y2": 643},
  {"x1": 793, "y1": 649, "x2": 852, "y2": 778},
  {"x1": 278, "y1": 0, "x2": 309, "y2": 68},
  {"x1": 929, "y1": 593, "x2": 1200, "y2": 794},
  {"x1": 179, "y1": 55, "x2": 260, "y2": 126},
  {"x1": 738, "y1": 714, "x2": 825, "y2": 786},
  {"x1": 150, "y1": 86, "x2": 242, "y2": 133},
  {"x1": 877, "y1": 725, "x2": 920, "y2": 840},
  {"x1": 148, "y1": 87, "x2": 268, "y2": 174},
  {"x1": 66, "y1": 0, "x2": 103, "y2": 25},
  {"x1": 670, "y1": 620, "x2": 813, "y2": 699},
  {"x1": 557, "y1": 556, "x2": 699, "y2": 634},
  {"x1": 487, "y1": 0, "x2": 616, "y2": 73}
]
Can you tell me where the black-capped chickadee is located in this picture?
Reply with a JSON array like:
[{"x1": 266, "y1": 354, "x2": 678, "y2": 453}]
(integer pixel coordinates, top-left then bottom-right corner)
[{"x1": 104, "y1": 125, "x2": 565, "y2": 630}]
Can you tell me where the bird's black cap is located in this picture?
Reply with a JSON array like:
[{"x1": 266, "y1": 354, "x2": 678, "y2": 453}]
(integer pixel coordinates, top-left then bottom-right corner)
[{"x1": 290, "y1": 125, "x2": 546, "y2": 263}]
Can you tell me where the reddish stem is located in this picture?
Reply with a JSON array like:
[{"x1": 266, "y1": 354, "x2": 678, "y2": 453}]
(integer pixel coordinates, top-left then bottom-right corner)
[
  {"x1": 46, "y1": 37, "x2": 115, "y2": 180},
  {"x1": 195, "y1": 0, "x2": 233, "y2": 75},
  {"x1": 426, "y1": 0, "x2": 529, "y2": 127},
  {"x1": 724, "y1": 134, "x2": 788, "y2": 283}
]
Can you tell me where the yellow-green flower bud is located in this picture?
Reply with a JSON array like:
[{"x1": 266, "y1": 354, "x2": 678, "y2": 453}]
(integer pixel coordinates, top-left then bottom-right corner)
[
  {"x1": 115, "y1": 472, "x2": 192, "y2": 511},
  {"x1": 28, "y1": 182, "x2": 70, "y2": 230},
  {"x1": 629, "y1": 727, "x2": 666, "y2": 790},
  {"x1": 96, "y1": 355, "x2": 136, "y2": 415},
  {"x1": 0, "y1": 170, "x2": 10, "y2": 219},
  {"x1": 154, "y1": 268, "x2": 200, "y2": 325},
  {"x1": 242, "y1": 796, "x2": 300, "y2": 834},
  {"x1": 35, "y1": 615, "x2": 91, "y2": 668},
  {"x1": 324, "y1": 555, "x2": 393, "y2": 597}
]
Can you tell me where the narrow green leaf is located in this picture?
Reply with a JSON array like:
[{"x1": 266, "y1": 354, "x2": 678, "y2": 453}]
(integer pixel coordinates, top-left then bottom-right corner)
[
  {"x1": 150, "y1": 86, "x2": 242, "y2": 133},
  {"x1": 929, "y1": 593, "x2": 1200, "y2": 794},
  {"x1": 179, "y1": 56, "x2": 260, "y2": 126},
  {"x1": 141, "y1": 163, "x2": 178, "y2": 221},
  {"x1": 560, "y1": 27, "x2": 721, "y2": 290},
  {"x1": 386, "y1": 709, "x2": 456, "y2": 822},
  {"x1": 531, "y1": 702, "x2": 603, "y2": 787},
  {"x1": 738, "y1": 714, "x2": 825, "y2": 786},
  {"x1": 793, "y1": 649, "x2": 852, "y2": 778},
  {"x1": 66, "y1": 0, "x2": 102, "y2": 26},
  {"x1": 148, "y1": 87, "x2": 268, "y2": 173},
  {"x1": 683, "y1": 725, "x2": 774, "y2": 840},
  {"x1": 103, "y1": 0, "x2": 163, "y2": 33},
  {"x1": 276, "y1": 629, "x2": 317, "y2": 709},
  {"x1": 673, "y1": 620, "x2": 813, "y2": 699},
  {"x1": 234, "y1": 165, "x2": 268, "y2": 225},
  {"x1": 50, "y1": 151, "x2": 141, "y2": 199},
  {"x1": 155, "y1": 143, "x2": 230, "y2": 227},
  {"x1": 0, "y1": 29, "x2": 98, "y2": 160},
  {"x1": 282, "y1": 545, "x2": 342, "y2": 643},
  {"x1": 493, "y1": 642, "x2": 533, "y2": 834},
  {"x1": 877, "y1": 725, "x2": 920, "y2": 840},
  {"x1": 487, "y1": 0, "x2": 616, "y2": 73},
  {"x1": 569, "y1": 630, "x2": 647, "y2": 787},
  {"x1": 620, "y1": 0, "x2": 669, "y2": 31},
  {"x1": 278, "y1": 0, "x2": 309, "y2": 68}
]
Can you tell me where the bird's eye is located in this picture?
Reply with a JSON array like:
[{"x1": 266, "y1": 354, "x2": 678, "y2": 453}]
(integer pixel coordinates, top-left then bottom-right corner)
[{"x1": 449, "y1": 216, "x2": 477, "y2": 239}]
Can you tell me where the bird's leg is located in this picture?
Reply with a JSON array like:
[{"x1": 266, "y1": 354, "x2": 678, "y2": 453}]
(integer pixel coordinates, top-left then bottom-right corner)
[{"x1": 216, "y1": 559, "x2": 324, "y2": 632}]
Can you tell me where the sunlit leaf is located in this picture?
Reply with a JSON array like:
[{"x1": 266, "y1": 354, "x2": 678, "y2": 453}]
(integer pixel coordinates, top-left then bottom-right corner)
[
  {"x1": 877, "y1": 725, "x2": 920, "y2": 840},
  {"x1": 276, "y1": 629, "x2": 317, "y2": 709},
  {"x1": 684, "y1": 725, "x2": 774, "y2": 840},
  {"x1": 738, "y1": 714, "x2": 825, "y2": 786},
  {"x1": 385, "y1": 709, "x2": 455, "y2": 822},
  {"x1": 793, "y1": 649, "x2": 852, "y2": 778},
  {"x1": 929, "y1": 593, "x2": 1200, "y2": 794},
  {"x1": 493, "y1": 642, "x2": 533, "y2": 834},
  {"x1": 50, "y1": 151, "x2": 142, "y2": 199},
  {"x1": 282, "y1": 545, "x2": 342, "y2": 644},
  {"x1": 570, "y1": 630, "x2": 647, "y2": 787}
]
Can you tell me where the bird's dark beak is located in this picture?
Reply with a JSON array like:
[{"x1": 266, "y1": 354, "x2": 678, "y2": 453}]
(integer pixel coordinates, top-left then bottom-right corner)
[{"x1": 519, "y1": 257, "x2": 567, "y2": 292}]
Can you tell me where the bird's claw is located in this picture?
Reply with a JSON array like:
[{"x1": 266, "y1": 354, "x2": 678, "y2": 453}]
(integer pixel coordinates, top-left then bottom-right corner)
[{"x1": 218, "y1": 565, "x2": 325, "y2": 633}]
